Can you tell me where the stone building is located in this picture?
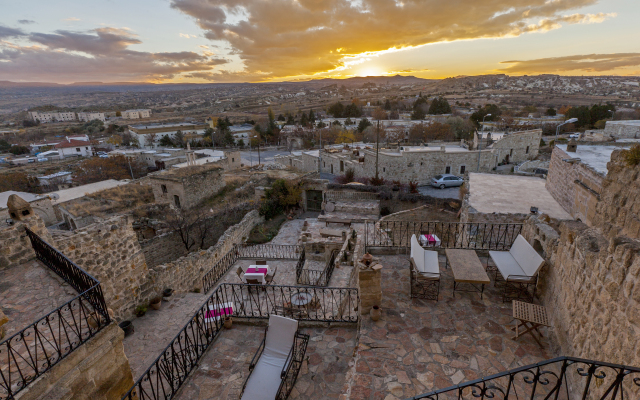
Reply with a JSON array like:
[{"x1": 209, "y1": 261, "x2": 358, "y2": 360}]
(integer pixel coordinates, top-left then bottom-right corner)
[
  {"x1": 149, "y1": 164, "x2": 225, "y2": 209},
  {"x1": 604, "y1": 120, "x2": 640, "y2": 138},
  {"x1": 277, "y1": 130, "x2": 542, "y2": 184},
  {"x1": 0, "y1": 190, "x2": 57, "y2": 226},
  {"x1": 545, "y1": 143, "x2": 629, "y2": 226}
]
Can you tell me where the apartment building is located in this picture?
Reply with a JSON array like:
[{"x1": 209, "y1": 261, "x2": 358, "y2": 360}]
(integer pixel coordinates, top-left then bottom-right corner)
[
  {"x1": 77, "y1": 112, "x2": 106, "y2": 122},
  {"x1": 122, "y1": 109, "x2": 152, "y2": 119},
  {"x1": 28, "y1": 111, "x2": 77, "y2": 123}
]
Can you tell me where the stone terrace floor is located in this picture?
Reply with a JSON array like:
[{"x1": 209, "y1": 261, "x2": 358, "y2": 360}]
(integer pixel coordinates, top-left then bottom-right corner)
[
  {"x1": 346, "y1": 254, "x2": 556, "y2": 400},
  {"x1": 175, "y1": 324, "x2": 357, "y2": 400},
  {"x1": 0, "y1": 260, "x2": 78, "y2": 339}
]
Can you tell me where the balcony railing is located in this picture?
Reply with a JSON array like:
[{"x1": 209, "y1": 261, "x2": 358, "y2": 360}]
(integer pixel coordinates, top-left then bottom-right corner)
[
  {"x1": 0, "y1": 229, "x2": 110, "y2": 400},
  {"x1": 406, "y1": 356, "x2": 640, "y2": 400},
  {"x1": 122, "y1": 282, "x2": 357, "y2": 400},
  {"x1": 297, "y1": 249, "x2": 338, "y2": 287},
  {"x1": 365, "y1": 221, "x2": 523, "y2": 251}
]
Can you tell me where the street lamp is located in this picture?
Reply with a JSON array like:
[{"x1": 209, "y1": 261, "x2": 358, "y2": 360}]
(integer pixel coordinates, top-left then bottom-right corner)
[
  {"x1": 477, "y1": 114, "x2": 491, "y2": 172},
  {"x1": 555, "y1": 118, "x2": 579, "y2": 141},
  {"x1": 609, "y1": 109, "x2": 615, "y2": 120}
]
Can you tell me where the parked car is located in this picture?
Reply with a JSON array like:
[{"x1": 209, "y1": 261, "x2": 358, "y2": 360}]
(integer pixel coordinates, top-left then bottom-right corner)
[
  {"x1": 431, "y1": 174, "x2": 464, "y2": 189},
  {"x1": 96, "y1": 151, "x2": 107, "y2": 155},
  {"x1": 569, "y1": 133, "x2": 581, "y2": 138}
]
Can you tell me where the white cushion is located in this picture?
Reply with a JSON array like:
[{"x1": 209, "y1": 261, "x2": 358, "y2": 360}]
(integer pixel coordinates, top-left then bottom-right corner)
[
  {"x1": 241, "y1": 315, "x2": 298, "y2": 400},
  {"x1": 489, "y1": 251, "x2": 525, "y2": 280},
  {"x1": 411, "y1": 235, "x2": 439, "y2": 277},
  {"x1": 509, "y1": 235, "x2": 545, "y2": 277}
]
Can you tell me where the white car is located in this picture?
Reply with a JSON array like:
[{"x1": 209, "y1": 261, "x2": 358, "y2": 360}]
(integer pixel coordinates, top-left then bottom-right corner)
[
  {"x1": 569, "y1": 133, "x2": 581, "y2": 138},
  {"x1": 431, "y1": 174, "x2": 464, "y2": 189}
]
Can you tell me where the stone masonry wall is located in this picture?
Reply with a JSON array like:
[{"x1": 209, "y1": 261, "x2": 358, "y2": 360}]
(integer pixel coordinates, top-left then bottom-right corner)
[
  {"x1": 52, "y1": 215, "x2": 149, "y2": 321},
  {"x1": 147, "y1": 210, "x2": 264, "y2": 294},
  {"x1": 0, "y1": 215, "x2": 54, "y2": 269},
  {"x1": 546, "y1": 146, "x2": 604, "y2": 226},
  {"x1": 16, "y1": 323, "x2": 134, "y2": 400},
  {"x1": 522, "y1": 215, "x2": 640, "y2": 366},
  {"x1": 604, "y1": 121, "x2": 640, "y2": 138},
  {"x1": 150, "y1": 166, "x2": 224, "y2": 210}
]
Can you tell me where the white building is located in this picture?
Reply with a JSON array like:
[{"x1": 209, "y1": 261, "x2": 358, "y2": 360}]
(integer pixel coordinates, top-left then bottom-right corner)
[
  {"x1": 229, "y1": 124, "x2": 254, "y2": 144},
  {"x1": 54, "y1": 138, "x2": 93, "y2": 158},
  {"x1": 128, "y1": 122, "x2": 208, "y2": 148},
  {"x1": 77, "y1": 112, "x2": 106, "y2": 122},
  {"x1": 122, "y1": 109, "x2": 152, "y2": 119},
  {"x1": 37, "y1": 171, "x2": 73, "y2": 188},
  {"x1": 28, "y1": 111, "x2": 77, "y2": 123}
]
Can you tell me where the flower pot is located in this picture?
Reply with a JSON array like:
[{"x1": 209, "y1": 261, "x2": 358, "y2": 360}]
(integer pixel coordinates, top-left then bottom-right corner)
[
  {"x1": 224, "y1": 317, "x2": 233, "y2": 329},
  {"x1": 163, "y1": 288, "x2": 173, "y2": 297},
  {"x1": 150, "y1": 298, "x2": 161, "y2": 310},
  {"x1": 119, "y1": 321, "x2": 134, "y2": 337},
  {"x1": 370, "y1": 305, "x2": 381, "y2": 321},
  {"x1": 87, "y1": 312, "x2": 101, "y2": 328}
]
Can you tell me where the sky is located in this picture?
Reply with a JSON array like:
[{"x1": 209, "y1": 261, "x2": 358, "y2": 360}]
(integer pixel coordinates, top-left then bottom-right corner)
[{"x1": 0, "y1": 0, "x2": 639, "y2": 84}]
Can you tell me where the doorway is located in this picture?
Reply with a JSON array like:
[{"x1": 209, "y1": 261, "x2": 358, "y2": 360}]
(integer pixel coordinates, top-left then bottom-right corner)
[{"x1": 306, "y1": 190, "x2": 323, "y2": 211}]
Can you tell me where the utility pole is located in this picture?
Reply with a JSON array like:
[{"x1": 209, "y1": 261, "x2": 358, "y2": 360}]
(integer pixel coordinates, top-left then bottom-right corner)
[
  {"x1": 127, "y1": 155, "x2": 134, "y2": 179},
  {"x1": 375, "y1": 119, "x2": 380, "y2": 179},
  {"x1": 478, "y1": 114, "x2": 491, "y2": 172}
]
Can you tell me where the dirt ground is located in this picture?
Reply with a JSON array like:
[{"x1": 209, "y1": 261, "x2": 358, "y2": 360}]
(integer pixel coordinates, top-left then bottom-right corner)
[{"x1": 383, "y1": 204, "x2": 460, "y2": 223}]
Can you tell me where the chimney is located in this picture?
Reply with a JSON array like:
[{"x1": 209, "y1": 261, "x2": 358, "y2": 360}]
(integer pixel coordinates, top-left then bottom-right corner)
[{"x1": 566, "y1": 138, "x2": 578, "y2": 153}]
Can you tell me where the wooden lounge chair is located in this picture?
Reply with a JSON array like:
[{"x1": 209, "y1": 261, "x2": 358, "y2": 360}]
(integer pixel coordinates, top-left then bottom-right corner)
[
  {"x1": 410, "y1": 234, "x2": 440, "y2": 301},
  {"x1": 488, "y1": 235, "x2": 545, "y2": 302},
  {"x1": 241, "y1": 315, "x2": 309, "y2": 400}
]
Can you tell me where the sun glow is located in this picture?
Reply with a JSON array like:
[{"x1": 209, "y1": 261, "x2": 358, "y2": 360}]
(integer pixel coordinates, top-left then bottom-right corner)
[{"x1": 358, "y1": 67, "x2": 384, "y2": 76}]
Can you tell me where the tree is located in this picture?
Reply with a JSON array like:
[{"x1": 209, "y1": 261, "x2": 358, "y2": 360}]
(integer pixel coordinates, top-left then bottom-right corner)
[
  {"x1": 223, "y1": 131, "x2": 235, "y2": 146},
  {"x1": 327, "y1": 102, "x2": 345, "y2": 118},
  {"x1": 408, "y1": 124, "x2": 426, "y2": 142},
  {"x1": 373, "y1": 107, "x2": 387, "y2": 122},
  {"x1": 344, "y1": 103, "x2": 362, "y2": 118},
  {"x1": 308, "y1": 109, "x2": 316, "y2": 123},
  {"x1": 159, "y1": 135, "x2": 174, "y2": 147},
  {"x1": 259, "y1": 179, "x2": 302, "y2": 219},
  {"x1": 384, "y1": 99, "x2": 391, "y2": 110},
  {"x1": 344, "y1": 117, "x2": 353, "y2": 126},
  {"x1": 300, "y1": 113, "x2": 309, "y2": 127},
  {"x1": 0, "y1": 172, "x2": 37, "y2": 193},
  {"x1": 424, "y1": 122, "x2": 454, "y2": 141},
  {"x1": 277, "y1": 114, "x2": 286, "y2": 121},
  {"x1": 9, "y1": 146, "x2": 30, "y2": 155},
  {"x1": 428, "y1": 97, "x2": 451, "y2": 115},
  {"x1": 237, "y1": 139, "x2": 245, "y2": 147},
  {"x1": 445, "y1": 116, "x2": 474, "y2": 140},
  {"x1": 174, "y1": 130, "x2": 185, "y2": 147},
  {"x1": 470, "y1": 104, "x2": 502, "y2": 127},
  {"x1": 73, "y1": 155, "x2": 147, "y2": 184},
  {"x1": 165, "y1": 208, "x2": 206, "y2": 251},
  {"x1": 336, "y1": 130, "x2": 356, "y2": 144},
  {"x1": 565, "y1": 106, "x2": 591, "y2": 128},
  {"x1": 115, "y1": 111, "x2": 122, "y2": 117},
  {"x1": 357, "y1": 118, "x2": 372, "y2": 133},
  {"x1": 0, "y1": 139, "x2": 10, "y2": 152},
  {"x1": 545, "y1": 107, "x2": 557, "y2": 117}
]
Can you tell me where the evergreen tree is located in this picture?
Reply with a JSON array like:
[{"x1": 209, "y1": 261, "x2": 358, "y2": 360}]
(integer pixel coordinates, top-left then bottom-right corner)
[
  {"x1": 357, "y1": 118, "x2": 372, "y2": 133},
  {"x1": 428, "y1": 96, "x2": 451, "y2": 114},
  {"x1": 384, "y1": 99, "x2": 391, "y2": 110},
  {"x1": 308, "y1": 109, "x2": 316, "y2": 123}
]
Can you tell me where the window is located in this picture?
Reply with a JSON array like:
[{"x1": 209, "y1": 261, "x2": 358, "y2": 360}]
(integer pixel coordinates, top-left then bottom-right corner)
[
  {"x1": 445, "y1": 166, "x2": 451, "y2": 174},
  {"x1": 232, "y1": 158, "x2": 235, "y2": 162},
  {"x1": 161, "y1": 184, "x2": 167, "y2": 194},
  {"x1": 85, "y1": 147, "x2": 89, "y2": 150},
  {"x1": 331, "y1": 164, "x2": 333, "y2": 174},
  {"x1": 383, "y1": 167, "x2": 386, "y2": 172},
  {"x1": 460, "y1": 166, "x2": 466, "y2": 174},
  {"x1": 76, "y1": 148, "x2": 80, "y2": 152},
  {"x1": 340, "y1": 160, "x2": 344, "y2": 172},
  {"x1": 510, "y1": 149, "x2": 513, "y2": 157},
  {"x1": 526, "y1": 146, "x2": 530, "y2": 154},
  {"x1": 174, "y1": 195, "x2": 181, "y2": 208}
]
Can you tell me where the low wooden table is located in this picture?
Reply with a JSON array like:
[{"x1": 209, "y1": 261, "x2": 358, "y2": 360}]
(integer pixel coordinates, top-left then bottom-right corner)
[
  {"x1": 512, "y1": 301, "x2": 550, "y2": 346},
  {"x1": 445, "y1": 249, "x2": 491, "y2": 299},
  {"x1": 324, "y1": 218, "x2": 352, "y2": 227}
]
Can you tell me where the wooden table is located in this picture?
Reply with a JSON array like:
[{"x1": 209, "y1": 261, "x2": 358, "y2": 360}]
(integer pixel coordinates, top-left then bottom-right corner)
[
  {"x1": 324, "y1": 218, "x2": 352, "y2": 227},
  {"x1": 512, "y1": 301, "x2": 550, "y2": 346},
  {"x1": 445, "y1": 249, "x2": 490, "y2": 299}
]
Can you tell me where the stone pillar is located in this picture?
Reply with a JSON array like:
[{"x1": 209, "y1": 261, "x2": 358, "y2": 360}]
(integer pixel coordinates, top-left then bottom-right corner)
[{"x1": 359, "y1": 264, "x2": 382, "y2": 315}]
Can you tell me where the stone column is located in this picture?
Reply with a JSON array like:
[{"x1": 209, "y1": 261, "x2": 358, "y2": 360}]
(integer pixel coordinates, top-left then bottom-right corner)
[{"x1": 359, "y1": 264, "x2": 382, "y2": 315}]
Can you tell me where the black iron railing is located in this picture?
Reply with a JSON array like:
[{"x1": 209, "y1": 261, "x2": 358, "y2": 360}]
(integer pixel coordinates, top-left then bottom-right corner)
[
  {"x1": 406, "y1": 356, "x2": 640, "y2": 400},
  {"x1": 0, "y1": 229, "x2": 110, "y2": 400},
  {"x1": 365, "y1": 221, "x2": 523, "y2": 251},
  {"x1": 297, "y1": 249, "x2": 338, "y2": 287},
  {"x1": 295, "y1": 246, "x2": 306, "y2": 282},
  {"x1": 276, "y1": 331, "x2": 310, "y2": 400},
  {"x1": 122, "y1": 283, "x2": 357, "y2": 400},
  {"x1": 203, "y1": 244, "x2": 303, "y2": 292}
]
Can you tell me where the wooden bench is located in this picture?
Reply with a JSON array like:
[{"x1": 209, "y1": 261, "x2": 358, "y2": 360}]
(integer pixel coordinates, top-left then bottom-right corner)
[{"x1": 324, "y1": 218, "x2": 352, "y2": 227}]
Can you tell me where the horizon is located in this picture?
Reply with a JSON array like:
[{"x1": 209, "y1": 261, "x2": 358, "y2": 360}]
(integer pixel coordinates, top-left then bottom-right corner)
[{"x1": 1, "y1": 0, "x2": 639, "y2": 84}]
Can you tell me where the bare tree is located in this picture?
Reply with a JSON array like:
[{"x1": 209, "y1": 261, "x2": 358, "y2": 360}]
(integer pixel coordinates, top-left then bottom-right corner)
[{"x1": 166, "y1": 208, "x2": 205, "y2": 251}]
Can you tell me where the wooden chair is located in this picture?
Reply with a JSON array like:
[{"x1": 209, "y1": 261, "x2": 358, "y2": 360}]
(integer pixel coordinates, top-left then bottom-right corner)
[
  {"x1": 265, "y1": 266, "x2": 278, "y2": 285},
  {"x1": 255, "y1": 260, "x2": 267, "y2": 265},
  {"x1": 236, "y1": 266, "x2": 244, "y2": 281}
]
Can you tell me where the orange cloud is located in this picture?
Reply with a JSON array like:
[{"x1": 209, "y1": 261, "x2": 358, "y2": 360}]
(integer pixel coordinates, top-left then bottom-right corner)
[{"x1": 499, "y1": 53, "x2": 640, "y2": 74}]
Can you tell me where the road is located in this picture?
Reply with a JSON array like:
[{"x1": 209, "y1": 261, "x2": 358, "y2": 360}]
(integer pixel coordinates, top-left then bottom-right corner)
[
  {"x1": 239, "y1": 149, "x2": 287, "y2": 166},
  {"x1": 417, "y1": 185, "x2": 460, "y2": 199}
]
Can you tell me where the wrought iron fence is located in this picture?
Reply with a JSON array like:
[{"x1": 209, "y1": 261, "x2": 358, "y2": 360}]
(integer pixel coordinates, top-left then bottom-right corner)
[
  {"x1": 406, "y1": 356, "x2": 640, "y2": 400},
  {"x1": 221, "y1": 283, "x2": 359, "y2": 323},
  {"x1": 297, "y1": 249, "x2": 338, "y2": 287},
  {"x1": 325, "y1": 191, "x2": 379, "y2": 202},
  {"x1": 276, "y1": 332, "x2": 310, "y2": 400},
  {"x1": 238, "y1": 244, "x2": 302, "y2": 260},
  {"x1": 0, "y1": 229, "x2": 110, "y2": 400},
  {"x1": 122, "y1": 282, "x2": 357, "y2": 400},
  {"x1": 365, "y1": 221, "x2": 523, "y2": 251},
  {"x1": 203, "y1": 244, "x2": 303, "y2": 292}
]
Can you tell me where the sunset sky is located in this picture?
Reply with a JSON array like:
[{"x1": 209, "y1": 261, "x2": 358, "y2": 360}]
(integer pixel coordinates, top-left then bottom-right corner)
[{"x1": 0, "y1": 0, "x2": 639, "y2": 83}]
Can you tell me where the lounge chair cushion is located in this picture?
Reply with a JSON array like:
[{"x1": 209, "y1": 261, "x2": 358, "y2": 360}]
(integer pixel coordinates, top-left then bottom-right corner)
[
  {"x1": 509, "y1": 235, "x2": 545, "y2": 277},
  {"x1": 241, "y1": 315, "x2": 298, "y2": 400},
  {"x1": 411, "y1": 235, "x2": 439, "y2": 277}
]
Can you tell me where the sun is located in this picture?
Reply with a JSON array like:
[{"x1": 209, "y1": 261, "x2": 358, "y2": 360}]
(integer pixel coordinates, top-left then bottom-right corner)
[{"x1": 358, "y1": 67, "x2": 384, "y2": 77}]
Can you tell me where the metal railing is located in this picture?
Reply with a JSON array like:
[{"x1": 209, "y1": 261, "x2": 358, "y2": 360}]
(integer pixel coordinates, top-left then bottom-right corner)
[
  {"x1": 0, "y1": 229, "x2": 110, "y2": 400},
  {"x1": 365, "y1": 221, "x2": 523, "y2": 251},
  {"x1": 325, "y1": 191, "x2": 379, "y2": 202},
  {"x1": 122, "y1": 282, "x2": 357, "y2": 400},
  {"x1": 406, "y1": 356, "x2": 640, "y2": 400},
  {"x1": 276, "y1": 331, "x2": 310, "y2": 400},
  {"x1": 297, "y1": 249, "x2": 338, "y2": 287},
  {"x1": 203, "y1": 244, "x2": 303, "y2": 292}
]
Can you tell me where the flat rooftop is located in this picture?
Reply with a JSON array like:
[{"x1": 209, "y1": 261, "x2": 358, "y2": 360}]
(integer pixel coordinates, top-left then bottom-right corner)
[
  {"x1": 0, "y1": 191, "x2": 46, "y2": 209},
  {"x1": 49, "y1": 179, "x2": 128, "y2": 204},
  {"x1": 468, "y1": 173, "x2": 572, "y2": 219},
  {"x1": 556, "y1": 144, "x2": 624, "y2": 174}
]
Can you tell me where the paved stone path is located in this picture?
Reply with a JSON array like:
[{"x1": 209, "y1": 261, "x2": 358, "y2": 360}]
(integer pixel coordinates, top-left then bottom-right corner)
[
  {"x1": 345, "y1": 255, "x2": 555, "y2": 400},
  {"x1": 0, "y1": 260, "x2": 77, "y2": 339},
  {"x1": 175, "y1": 324, "x2": 357, "y2": 400}
]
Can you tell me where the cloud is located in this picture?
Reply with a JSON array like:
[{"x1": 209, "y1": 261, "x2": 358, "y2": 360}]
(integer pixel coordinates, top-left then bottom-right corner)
[
  {"x1": 0, "y1": 25, "x2": 26, "y2": 38},
  {"x1": 179, "y1": 33, "x2": 197, "y2": 38},
  {"x1": 499, "y1": 53, "x2": 640, "y2": 74},
  {"x1": 0, "y1": 27, "x2": 229, "y2": 83},
  {"x1": 18, "y1": 20, "x2": 35, "y2": 25},
  {"x1": 63, "y1": 17, "x2": 80, "y2": 22},
  {"x1": 171, "y1": 0, "x2": 613, "y2": 81}
]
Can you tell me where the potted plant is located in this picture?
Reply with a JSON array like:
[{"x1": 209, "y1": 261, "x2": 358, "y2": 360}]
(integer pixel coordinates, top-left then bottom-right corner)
[
  {"x1": 224, "y1": 316, "x2": 233, "y2": 329},
  {"x1": 162, "y1": 288, "x2": 173, "y2": 301},
  {"x1": 135, "y1": 305, "x2": 147, "y2": 317},
  {"x1": 119, "y1": 320, "x2": 134, "y2": 337},
  {"x1": 370, "y1": 305, "x2": 381, "y2": 321},
  {"x1": 149, "y1": 296, "x2": 161, "y2": 310}
]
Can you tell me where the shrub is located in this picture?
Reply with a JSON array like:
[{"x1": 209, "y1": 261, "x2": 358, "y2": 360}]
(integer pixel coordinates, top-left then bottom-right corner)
[
  {"x1": 258, "y1": 179, "x2": 301, "y2": 219},
  {"x1": 622, "y1": 144, "x2": 640, "y2": 166},
  {"x1": 369, "y1": 176, "x2": 385, "y2": 186},
  {"x1": 380, "y1": 206, "x2": 391, "y2": 216},
  {"x1": 335, "y1": 168, "x2": 356, "y2": 184},
  {"x1": 408, "y1": 181, "x2": 419, "y2": 194}
]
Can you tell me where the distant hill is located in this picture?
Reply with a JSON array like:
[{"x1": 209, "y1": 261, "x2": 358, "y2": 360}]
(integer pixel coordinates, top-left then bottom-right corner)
[{"x1": 296, "y1": 75, "x2": 434, "y2": 86}]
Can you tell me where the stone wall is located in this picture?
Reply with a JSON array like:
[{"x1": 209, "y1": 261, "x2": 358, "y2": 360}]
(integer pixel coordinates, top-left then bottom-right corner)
[
  {"x1": 0, "y1": 215, "x2": 54, "y2": 269},
  {"x1": 16, "y1": 323, "x2": 134, "y2": 400},
  {"x1": 147, "y1": 210, "x2": 264, "y2": 294},
  {"x1": 546, "y1": 146, "x2": 604, "y2": 226},
  {"x1": 604, "y1": 120, "x2": 640, "y2": 138},
  {"x1": 51, "y1": 215, "x2": 149, "y2": 321},
  {"x1": 491, "y1": 129, "x2": 541, "y2": 164},
  {"x1": 149, "y1": 165, "x2": 224, "y2": 210}
]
